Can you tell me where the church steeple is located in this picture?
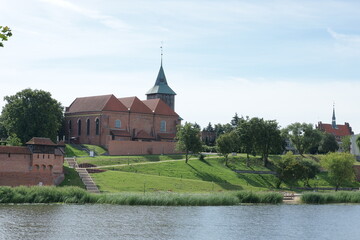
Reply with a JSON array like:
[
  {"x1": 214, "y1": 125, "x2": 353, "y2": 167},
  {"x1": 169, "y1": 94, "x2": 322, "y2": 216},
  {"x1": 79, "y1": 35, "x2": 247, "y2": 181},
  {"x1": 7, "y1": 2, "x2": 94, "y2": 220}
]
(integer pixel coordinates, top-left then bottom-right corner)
[
  {"x1": 332, "y1": 104, "x2": 337, "y2": 129},
  {"x1": 146, "y1": 46, "x2": 176, "y2": 110}
]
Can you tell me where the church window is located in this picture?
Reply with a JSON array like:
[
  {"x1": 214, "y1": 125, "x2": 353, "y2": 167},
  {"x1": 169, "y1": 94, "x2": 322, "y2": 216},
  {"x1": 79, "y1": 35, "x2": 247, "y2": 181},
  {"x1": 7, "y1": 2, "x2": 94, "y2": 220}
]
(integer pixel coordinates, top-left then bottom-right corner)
[
  {"x1": 95, "y1": 118, "x2": 100, "y2": 135},
  {"x1": 69, "y1": 120, "x2": 72, "y2": 130},
  {"x1": 78, "y1": 119, "x2": 82, "y2": 136},
  {"x1": 115, "y1": 120, "x2": 121, "y2": 128},
  {"x1": 160, "y1": 120, "x2": 166, "y2": 132},
  {"x1": 86, "y1": 119, "x2": 91, "y2": 135}
]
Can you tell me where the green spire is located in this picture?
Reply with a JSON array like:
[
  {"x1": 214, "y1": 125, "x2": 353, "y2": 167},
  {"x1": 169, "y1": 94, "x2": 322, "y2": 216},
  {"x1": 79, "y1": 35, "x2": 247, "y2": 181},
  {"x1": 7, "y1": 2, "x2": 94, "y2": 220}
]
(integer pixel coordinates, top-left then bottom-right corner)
[{"x1": 146, "y1": 63, "x2": 176, "y2": 95}]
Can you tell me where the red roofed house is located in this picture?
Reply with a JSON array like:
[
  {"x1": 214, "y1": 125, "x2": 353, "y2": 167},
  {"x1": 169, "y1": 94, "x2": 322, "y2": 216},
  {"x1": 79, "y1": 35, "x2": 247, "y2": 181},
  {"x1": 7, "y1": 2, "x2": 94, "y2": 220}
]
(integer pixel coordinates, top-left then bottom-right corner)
[
  {"x1": 0, "y1": 137, "x2": 64, "y2": 186},
  {"x1": 317, "y1": 106, "x2": 354, "y2": 145},
  {"x1": 64, "y1": 62, "x2": 181, "y2": 155}
]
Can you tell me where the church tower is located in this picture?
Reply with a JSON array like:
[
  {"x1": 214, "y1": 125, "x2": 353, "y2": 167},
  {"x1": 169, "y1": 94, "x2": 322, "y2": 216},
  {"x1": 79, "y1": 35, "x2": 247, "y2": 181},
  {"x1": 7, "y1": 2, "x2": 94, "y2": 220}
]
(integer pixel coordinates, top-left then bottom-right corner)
[
  {"x1": 332, "y1": 104, "x2": 337, "y2": 129},
  {"x1": 146, "y1": 51, "x2": 176, "y2": 110}
]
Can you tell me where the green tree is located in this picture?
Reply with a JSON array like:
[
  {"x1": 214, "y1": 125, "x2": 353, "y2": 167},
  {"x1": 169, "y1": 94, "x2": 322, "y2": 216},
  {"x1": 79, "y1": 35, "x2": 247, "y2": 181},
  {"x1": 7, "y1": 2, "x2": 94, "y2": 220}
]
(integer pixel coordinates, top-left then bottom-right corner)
[
  {"x1": 357, "y1": 136, "x2": 360, "y2": 152},
  {"x1": 318, "y1": 132, "x2": 339, "y2": 154},
  {"x1": 231, "y1": 112, "x2": 240, "y2": 127},
  {"x1": 256, "y1": 119, "x2": 284, "y2": 167},
  {"x1": 176, "y1": 122, "x2": 203, "y2": 163},
  {"x1": 6, "y1": 133, "x2": 22, "y2": 146},
  {"x1": 341, "y1": 135, "x2": 351, "y2": 153},
  {"x1": 216, "y1": 131, "x2": 239, "y2": 166},
  {"x1": 1, "y1": 88, "x2": 64, "y2": 144},
  {"x1": 273, "y1": 152, "x2": 301, "y2": 188},
  {"x1": 284, "y1": 122, "x2": 322, "y2": 156},
  {"x1": 298, "y1": 158, "x2": 321, "y2": 188},
  {"x1": 0, "y1": 26, "x2": 12, "y2": 47},
  {"x1": 321, "y1": 152, "x2": 355, "y2": 191},
  {"x1": 236, "y1": 117, "x2": 256, "y2": 167}
]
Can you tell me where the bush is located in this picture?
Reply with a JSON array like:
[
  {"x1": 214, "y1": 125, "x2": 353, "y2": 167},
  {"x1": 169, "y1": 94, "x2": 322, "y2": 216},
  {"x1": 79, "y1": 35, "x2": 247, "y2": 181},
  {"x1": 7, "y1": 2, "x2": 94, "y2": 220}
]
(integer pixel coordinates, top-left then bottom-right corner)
[{"x1": 301, "y1": 191, "x2": 360, "y2": 204}]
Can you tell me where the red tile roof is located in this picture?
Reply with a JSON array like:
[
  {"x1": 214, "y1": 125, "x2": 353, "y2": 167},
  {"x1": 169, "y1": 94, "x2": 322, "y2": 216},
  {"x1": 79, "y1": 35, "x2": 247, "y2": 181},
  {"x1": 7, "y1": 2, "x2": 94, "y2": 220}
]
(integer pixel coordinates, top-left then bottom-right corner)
[
  {"x1": 118, "y1": 97, "x2": 153, "y2": 114},
  {"x1": 66, "y1": 94, "x2": 128, "y2": 113},
  {"x1": 135, "y1": 130, "x2": 154, "y2": 139},
  {"x1": 317, "y1": 122, "x2": 353, "y2": 137},
  {"x1": 0, "y1": 146, "x2": 31, "y2": 154},
  {"x1": 110, "y1": 130, "x2": 131, "y2": 137},
  {"x1": 26, "y1": 137, "x2": 56, "y2": 146},
  {"x1": 142, "y1": 99, "x2": 178, "y2": 116}
]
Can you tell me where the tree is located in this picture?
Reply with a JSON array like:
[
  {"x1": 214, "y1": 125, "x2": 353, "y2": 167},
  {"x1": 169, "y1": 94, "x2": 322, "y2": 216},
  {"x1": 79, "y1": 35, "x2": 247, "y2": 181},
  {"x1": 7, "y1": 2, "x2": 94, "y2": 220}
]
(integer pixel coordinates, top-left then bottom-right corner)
[
  {"x1": 6, "y1": 133, "x2": 22, "y2": 146},
  {"x1": 216, "y1": 131, "x2": 239, "y2": 166},
  {"x1": 341, "y1": 135, "x2": 351, "y2": 153},
  {"x1": 298, "y1": 158, "x2": 321, "y2": 188},
  {"x1": 231, "y1": 113, "x2": 240, "y2": 127},
  {"x1": 321, "y1": 152, "x2": 355, "y2": 191},
  {"x1": 176, "y1": 122, "x2": 203, "y2": 163},
  {"x1": 0, "y1": 26, "x2": 12, "y2": 47},
  {"x1": 256, "y1": 119, "x2": 284, "y2": 167},
  {"x1": 273, "y1": 152, "x2": 301, "y2": 188},
  {"x1": 236, "y1": 117, "x2": 257, "y2": 167},
  {"x1": 357, "y1": 136, "x2": 360, "y2": 152},
  {"x1": 1, "y1": 89, "x2": 64, "y2": 144},
  {"x1": 284, "y1": 122, "x2": 322, "y2": 156},
  {"x1": 318, "y1": 132, "x2": 339, "y2": 154}
]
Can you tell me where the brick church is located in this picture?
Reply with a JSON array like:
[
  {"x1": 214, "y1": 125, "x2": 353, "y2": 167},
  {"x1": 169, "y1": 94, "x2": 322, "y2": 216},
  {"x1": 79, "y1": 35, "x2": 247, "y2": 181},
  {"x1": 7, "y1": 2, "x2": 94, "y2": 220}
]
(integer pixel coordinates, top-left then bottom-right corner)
[
  {"x1": 64, "y1": 62, "x2": 181, "y2": 155},
  {"x1": 317, "y1": 106, "x2": 353, "y2": 144}
]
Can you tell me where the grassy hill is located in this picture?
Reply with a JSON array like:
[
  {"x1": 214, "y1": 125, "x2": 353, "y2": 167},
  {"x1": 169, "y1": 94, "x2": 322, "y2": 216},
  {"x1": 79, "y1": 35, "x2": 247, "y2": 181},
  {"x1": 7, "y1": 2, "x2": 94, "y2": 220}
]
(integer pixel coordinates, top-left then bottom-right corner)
[{"x1": 63, "y1": 145, "x2": 360, "y2": 193}]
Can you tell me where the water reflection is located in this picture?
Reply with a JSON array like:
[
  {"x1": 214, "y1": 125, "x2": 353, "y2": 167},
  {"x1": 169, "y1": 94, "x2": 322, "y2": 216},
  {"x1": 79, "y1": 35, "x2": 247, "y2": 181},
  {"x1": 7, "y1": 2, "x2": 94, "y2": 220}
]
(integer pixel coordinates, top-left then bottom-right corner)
[{"x1": 0, "y1": 204, "x2": 360, "y2": 240}]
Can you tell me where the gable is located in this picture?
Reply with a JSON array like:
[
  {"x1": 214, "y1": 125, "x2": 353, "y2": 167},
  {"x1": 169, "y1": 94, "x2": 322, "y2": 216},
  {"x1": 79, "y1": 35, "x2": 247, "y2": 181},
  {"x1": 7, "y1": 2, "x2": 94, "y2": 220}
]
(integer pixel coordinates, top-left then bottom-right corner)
[
  {"x1": 118, "y1": 97, "x2": 153, "y2": 114},
  {"x1": 66, "y1": 94, "x2": 127, "y2": 113},
  {"x1": 142, "y1": 99, "x2": 178, "y2": 116}
]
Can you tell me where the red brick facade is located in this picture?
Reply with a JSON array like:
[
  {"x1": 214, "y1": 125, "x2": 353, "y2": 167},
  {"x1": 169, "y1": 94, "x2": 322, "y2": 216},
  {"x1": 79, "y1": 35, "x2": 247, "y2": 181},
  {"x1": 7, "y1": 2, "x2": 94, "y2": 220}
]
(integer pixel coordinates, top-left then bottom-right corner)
[
  {"x1": 0, "y1": 138, "x2": 64, "y2": 186},
  {"x1": 65, "y1": 95, "x2": 181, "y2": 155}
]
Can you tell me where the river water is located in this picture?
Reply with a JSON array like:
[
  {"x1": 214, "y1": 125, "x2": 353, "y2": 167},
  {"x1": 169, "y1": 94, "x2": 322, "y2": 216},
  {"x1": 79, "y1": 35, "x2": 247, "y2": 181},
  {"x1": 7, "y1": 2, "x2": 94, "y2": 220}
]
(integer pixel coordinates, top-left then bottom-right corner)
[{"x1": 0, "y1": 204, "x2": 359, "y2": 240}]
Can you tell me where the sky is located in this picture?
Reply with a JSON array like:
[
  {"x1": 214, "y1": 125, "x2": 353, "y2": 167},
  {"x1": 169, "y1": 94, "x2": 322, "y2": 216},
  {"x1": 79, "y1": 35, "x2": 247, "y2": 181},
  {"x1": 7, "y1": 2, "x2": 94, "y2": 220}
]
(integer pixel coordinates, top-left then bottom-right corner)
[{"x1": 0, "y1": 0, "x2": 359, "y2": 133}]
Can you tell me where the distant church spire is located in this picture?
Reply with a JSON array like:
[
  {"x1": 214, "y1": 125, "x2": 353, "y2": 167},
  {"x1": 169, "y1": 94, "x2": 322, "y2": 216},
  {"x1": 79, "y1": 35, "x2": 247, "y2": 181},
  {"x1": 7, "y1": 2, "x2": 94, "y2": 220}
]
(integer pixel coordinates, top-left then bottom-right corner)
[
  {"x1": 332, "y1": 103, "x2": 337, "y2": 129},
  {"x1": 146, "y1": 44, "x2": 176, "y2": 110}
]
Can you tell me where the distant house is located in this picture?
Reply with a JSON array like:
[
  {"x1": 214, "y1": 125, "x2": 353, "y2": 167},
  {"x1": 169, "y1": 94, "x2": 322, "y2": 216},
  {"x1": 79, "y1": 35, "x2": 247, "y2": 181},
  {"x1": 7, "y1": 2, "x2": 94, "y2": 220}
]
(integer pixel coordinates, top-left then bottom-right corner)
[
  {"x1": 316, "y1": 106, "x2": 353, "y2": 146},
  {"x1": 0, "y1": 137, "x2": 64, "y2": 186},
  {"x1": 64, "y1": 62, "x2": 182, "y2": 155},
  {"x1": 351, "y1": 134, "x2": 360, "y2": 159}
]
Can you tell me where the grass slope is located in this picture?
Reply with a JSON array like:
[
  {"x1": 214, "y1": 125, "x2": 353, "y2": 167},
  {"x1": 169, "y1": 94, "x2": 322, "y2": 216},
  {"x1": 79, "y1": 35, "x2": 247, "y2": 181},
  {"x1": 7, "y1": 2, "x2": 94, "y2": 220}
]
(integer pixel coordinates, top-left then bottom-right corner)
[{"x1": 91, "y1": 157, "x2": 278, "y2": 193}]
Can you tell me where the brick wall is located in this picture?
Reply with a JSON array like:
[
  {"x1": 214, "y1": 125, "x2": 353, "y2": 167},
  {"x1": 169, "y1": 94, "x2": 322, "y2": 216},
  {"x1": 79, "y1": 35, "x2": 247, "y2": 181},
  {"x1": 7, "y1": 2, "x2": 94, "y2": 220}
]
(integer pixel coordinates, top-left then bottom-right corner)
[{"x1": 108, "y1": 140, "x2": 181, "y2": 155}]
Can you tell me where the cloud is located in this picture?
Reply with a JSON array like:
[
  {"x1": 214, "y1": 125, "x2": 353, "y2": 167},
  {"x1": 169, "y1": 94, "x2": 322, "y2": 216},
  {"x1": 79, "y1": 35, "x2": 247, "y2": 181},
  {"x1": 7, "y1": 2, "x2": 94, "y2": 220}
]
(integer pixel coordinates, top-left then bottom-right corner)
[{"x1": 39, "y1": 0, "x2": 130, "y2": 30}]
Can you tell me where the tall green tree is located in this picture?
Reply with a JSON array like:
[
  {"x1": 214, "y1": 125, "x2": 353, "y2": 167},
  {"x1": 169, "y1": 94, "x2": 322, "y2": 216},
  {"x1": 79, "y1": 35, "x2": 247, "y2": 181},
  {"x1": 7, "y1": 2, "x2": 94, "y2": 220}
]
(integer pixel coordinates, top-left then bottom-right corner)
[
  {"x1": 318, "y1": 132, "x2": 339, "y2": 154},
  {"x1": 273, "y1": 152, "x2": 302, "y2": 188},
  {"x1": 231, "y1": 113, "x2": 240, "y2": 127},
  {"x1": 357, "y1": 136, "x2": 360, "y2": 152},
  {"x1": 284, "y1": 122, "x2": 322, "y2": 156},
  {"x1": 341, "y1": 135, "x2": 351, "y2": 153},
  {"x1": 216, "y1": 131, "x2": 239, "y2": 166},
  {"x1": 1, "y1": 89, "x2": 63, "y2": 143},
  {"x1": 0, "y1": 26, "x2": 12, "y2": 47},
  {"x1": 321, "y1": 152, "x2": 355, "y2": 191},
  {"x1": 236, "y1": 117, "x2": 258, "y2": 167},
  {"x1": 298, "y1": 158, "x2": 321, "y2": 188},
  {"x1": 256, "y1": 119, "x2": 284, "y2": 167},
  {"x1": 176, "y1": 122, "x2": 203, "y2": 163}
]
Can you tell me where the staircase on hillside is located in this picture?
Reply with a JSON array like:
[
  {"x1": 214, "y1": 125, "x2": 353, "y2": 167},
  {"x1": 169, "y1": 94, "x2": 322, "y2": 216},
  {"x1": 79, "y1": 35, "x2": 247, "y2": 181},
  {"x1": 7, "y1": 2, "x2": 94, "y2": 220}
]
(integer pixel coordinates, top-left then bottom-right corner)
[{"x1": 65, "y1": 157, "x2": 100, "y2": 194}]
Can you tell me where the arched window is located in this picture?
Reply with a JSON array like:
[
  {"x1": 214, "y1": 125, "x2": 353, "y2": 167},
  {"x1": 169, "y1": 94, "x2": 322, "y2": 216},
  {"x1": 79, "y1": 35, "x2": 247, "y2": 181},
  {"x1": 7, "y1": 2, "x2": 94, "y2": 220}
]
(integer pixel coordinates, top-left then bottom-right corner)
[
  {"x1": 78, "y1": 119, "x2": 82, "y2": 136},
  {"x1": 115, "y1": 119, "x2": 121, "y2": 128},
  {"x1": 95, "y1": 118, "x2": 100, "y2": 135},
  {"x1": 160, "y1": 120, "x2": 166, "y2": 132},
  {"x1": 68, "y1": 120, "x2": 72, "y2": 130},
  {"x1": 86, "y1": 119, "x2": 90, "y2": 135}
]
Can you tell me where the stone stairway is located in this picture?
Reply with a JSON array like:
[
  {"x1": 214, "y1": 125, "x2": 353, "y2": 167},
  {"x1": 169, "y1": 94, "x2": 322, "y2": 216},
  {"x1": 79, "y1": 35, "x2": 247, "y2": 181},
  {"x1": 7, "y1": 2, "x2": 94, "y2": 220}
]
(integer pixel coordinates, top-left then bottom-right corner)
[{"x1": 65, "y1": 157, "x2": 100, "y2": 194}]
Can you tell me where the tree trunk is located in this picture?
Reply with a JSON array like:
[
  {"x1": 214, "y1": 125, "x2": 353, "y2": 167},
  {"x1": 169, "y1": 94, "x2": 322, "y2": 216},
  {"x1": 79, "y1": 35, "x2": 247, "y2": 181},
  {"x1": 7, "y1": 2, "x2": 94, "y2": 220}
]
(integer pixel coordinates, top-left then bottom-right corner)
[
  {"x1": 246, "y1": 153, "x2": 250, "y2": 167},
  {"x1": 185, "y1": 151, "x2": 189, "y2": 164}
]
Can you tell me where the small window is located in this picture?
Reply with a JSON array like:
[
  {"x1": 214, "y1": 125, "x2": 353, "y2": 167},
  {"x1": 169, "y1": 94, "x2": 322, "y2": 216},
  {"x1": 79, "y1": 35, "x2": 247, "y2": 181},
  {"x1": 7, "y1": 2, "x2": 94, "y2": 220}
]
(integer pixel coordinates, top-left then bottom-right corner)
[
  {"x1": 86, "y1": 119, "x2": 90, "y2": 135},
  {"x1": 95, "y1": 118, "x2": 100, "y2": 135},
  {"x1": 8, "y1": 153, "x2": 11, "y2": 158},
  {"x1": 115, "y1": 120, "x2": 121, "y2": 128},
  {"x1": 69, "y1": 120, "x2": 72, "y2": 130},
  {"x1": 160, "y1": 120, "x2": 166, "y2": 132},
  {"x1": 78, "y1": 119, "x2": 82, "y2": 136}
]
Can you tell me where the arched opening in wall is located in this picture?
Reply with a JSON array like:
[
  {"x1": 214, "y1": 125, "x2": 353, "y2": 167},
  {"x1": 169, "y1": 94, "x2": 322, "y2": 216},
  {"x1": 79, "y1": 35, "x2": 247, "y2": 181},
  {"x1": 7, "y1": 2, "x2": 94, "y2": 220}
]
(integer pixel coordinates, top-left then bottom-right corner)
[
  {"x1": 95, "y1": 118, "x2": 100, "y2": 135},
  {"x1": 48, "y1": 165, "x2": 53, "y2": 171},
  {"x1": 35, "y1": 165, "x2": 40, "y2": 171},
  {"x1": 42, "y1": 165, "x2": 46, "y2": 170},
  {"x1": 78, "y1": 119, "x2": 82, "y2": 136},
  {"x1": 115, "y1": 119, "x2": 121, "y2": 128},
  {"x1": 86, "y1": 119, "x2": 90, "y2": 135},
  {"x1": 160, "y1": 120, "x2": 166, "y2": 132}
]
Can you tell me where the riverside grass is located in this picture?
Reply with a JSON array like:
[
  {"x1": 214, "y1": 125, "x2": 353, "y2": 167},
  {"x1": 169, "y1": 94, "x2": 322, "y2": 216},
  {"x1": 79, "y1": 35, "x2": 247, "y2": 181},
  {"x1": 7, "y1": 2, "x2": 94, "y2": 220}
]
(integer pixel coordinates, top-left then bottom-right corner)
[
  {"x1": 301, "y1": 191, "x2": 360, "y2": 204},
  {"x1": 0, "y1": 186, "x2": 282, "y2": 205}
]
